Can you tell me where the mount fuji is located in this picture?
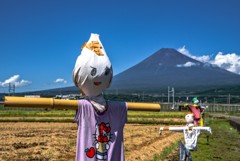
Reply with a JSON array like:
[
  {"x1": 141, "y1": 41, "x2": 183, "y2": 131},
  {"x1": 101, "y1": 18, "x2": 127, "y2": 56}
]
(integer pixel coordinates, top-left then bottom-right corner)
[{"x1": 109, "y1": 48, "x2": 240, "y2": 93}]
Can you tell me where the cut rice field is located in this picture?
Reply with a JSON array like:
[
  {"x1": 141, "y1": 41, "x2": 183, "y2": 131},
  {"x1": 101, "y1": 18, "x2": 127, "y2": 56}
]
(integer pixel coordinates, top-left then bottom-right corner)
[
  {"x1": 0, "y1": 110, "x2": 185, "y2": 161},
  {"x1": 0, "y1": 123, "x2": 183, "y2": 161}
]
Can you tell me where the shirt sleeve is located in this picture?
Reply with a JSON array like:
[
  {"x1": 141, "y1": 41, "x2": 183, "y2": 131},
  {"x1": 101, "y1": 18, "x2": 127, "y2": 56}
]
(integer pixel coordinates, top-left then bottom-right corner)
[
  {"x1": 118, "y1": 101, "x2": 128, "y2": 125},
  {"x1": 74, "y1": 100, "x2": 83, "y2": 125},
  {"x1": 108, "y1": 101, "x2": 128, "y2": 126},
  {"x1": 123, "y1": 102, "x2": 128, "y2": 124}
]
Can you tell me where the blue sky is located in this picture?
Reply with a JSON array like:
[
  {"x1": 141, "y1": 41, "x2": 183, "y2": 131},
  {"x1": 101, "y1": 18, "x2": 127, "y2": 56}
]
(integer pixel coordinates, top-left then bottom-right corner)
[{"x1": 1, "y1": 0, "x2": 240, "y2": 92}]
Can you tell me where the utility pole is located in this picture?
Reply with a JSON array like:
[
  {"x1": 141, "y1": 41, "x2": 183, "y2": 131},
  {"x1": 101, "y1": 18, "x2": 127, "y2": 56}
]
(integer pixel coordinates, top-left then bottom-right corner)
[
  {"x1": 8, "y1": 83, "x2": 15, "y2": 96},
  {"x1": 172, "y1": 87, "x2": 175, "y2": 109},
  {"x1": 228, "y1": 94, "x2": 231, "y2": 104},
  {"x1": 142, "y1": 92, "x2": 144, "y2": 101},
  {"x1": 168, "y1": 86, "x2": 170, "y2": 104},
  {"x1": 168, "y1": 87, "x2": 175, "y2": 109}
]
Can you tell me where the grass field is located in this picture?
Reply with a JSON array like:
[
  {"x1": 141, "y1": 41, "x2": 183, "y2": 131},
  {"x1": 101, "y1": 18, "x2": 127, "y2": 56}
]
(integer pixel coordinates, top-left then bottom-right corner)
[
  {"x1": 157, "y1": 117, "x2": 240, "y2": 161},
  {"x1": 191, "y1": 118, "x2": 240, "y2": 161},
  {"x1": 0, "y1": 109, "x2": 186, "y2": 124},
  {"x1": 0, "y1": 109, "x2": 185, "y2": 118}
]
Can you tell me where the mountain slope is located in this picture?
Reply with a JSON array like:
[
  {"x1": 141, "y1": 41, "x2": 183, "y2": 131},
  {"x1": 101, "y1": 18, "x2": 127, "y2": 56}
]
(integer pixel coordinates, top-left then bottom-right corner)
[{"x1": 110, "y1": 48, "x2": 240, "y2": 92}]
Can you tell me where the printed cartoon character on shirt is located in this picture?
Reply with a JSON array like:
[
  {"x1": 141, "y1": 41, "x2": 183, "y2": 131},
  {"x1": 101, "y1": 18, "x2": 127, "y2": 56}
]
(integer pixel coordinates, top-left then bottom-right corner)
[
  {"x1": 95, "y1": 122, "x2": 111, "y2": 160},
  {"x1": 84, "y1": 122, "x2": 111, "y2": 160}
]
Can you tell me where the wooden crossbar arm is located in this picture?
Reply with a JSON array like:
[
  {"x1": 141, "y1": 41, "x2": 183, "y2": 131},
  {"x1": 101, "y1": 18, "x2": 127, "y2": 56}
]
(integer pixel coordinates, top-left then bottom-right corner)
[{"x1": 2, "y1": 96, "x2": 161, "y2": 111}]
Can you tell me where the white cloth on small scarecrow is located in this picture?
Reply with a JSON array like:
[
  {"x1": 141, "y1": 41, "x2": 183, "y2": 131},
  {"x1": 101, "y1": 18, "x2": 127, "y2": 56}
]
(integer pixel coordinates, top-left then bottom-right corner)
[
  {"x1": 72, "y1": 33, "x2": 113, "y2": 112},
  {"x1": 169, "y1": 113, "x2": 211, "y2": 150},
  {"x1": 169, "y1": 126, "x2": 212, "y2": 150}
]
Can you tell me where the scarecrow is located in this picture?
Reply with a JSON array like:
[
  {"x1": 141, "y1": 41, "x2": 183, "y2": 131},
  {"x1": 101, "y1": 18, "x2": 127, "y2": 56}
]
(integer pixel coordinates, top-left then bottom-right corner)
[
  {"x1": 169, "y1": 113, "x2": 212, "y2": 161},
  {"x1": 72, "y1": 33, "x2": 127, "y2": 161},
  {"x1": 184, "y1": 97, "x2": 205, "y2": 126}
]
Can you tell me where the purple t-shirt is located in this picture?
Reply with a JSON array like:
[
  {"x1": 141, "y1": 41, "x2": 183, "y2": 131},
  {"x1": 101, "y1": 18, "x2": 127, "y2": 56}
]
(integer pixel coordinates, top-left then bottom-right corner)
[{"x1": 74, "y1": 99, "x2": 128, "y2": 161}]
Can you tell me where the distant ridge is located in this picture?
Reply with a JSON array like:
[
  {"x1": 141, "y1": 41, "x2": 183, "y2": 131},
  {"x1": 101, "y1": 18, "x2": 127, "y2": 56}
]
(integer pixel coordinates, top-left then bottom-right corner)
[{"x1": 109, "y1": 48, "x2": 240, "y2": 93}]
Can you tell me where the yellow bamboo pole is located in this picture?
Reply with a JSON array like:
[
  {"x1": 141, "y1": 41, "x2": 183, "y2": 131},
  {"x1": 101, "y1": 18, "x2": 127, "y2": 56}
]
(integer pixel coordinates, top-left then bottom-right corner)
[
  {"x1": 126, "y1": 102, "x2": 160, "y2": 111},
  {"x1": 3, "y1": 96, "x2": 161, "y2": 111}
]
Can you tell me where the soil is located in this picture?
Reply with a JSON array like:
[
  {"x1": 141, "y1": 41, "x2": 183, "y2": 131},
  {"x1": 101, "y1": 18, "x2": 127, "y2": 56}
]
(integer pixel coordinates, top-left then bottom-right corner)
[
  {"x1": 0, "y1": 123, "x2": 182, "y2": 161},
  {"x1": 163, "y1": 146, "x2": 179, "y2": 161}
]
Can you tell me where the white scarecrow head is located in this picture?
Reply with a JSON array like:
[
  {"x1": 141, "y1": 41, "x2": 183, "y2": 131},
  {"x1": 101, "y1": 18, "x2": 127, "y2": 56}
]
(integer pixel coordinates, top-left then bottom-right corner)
[
  {"x1": 72, "y1": 33, "x2": 113, "y2": 97},
  {"x1": 185, "y1": 113, "x2": 194, "y2": 127}
]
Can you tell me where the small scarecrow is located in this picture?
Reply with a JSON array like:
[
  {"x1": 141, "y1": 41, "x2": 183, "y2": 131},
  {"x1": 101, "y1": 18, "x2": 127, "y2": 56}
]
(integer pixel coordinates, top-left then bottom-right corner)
[
  {"x1": 72, "y1": 33, "x2": 127, "y2": 161},
  {"x1": 184, "y1": 97, "x2": 205, "y2": 126},
  {"x1": 169, "y1": 113, "x2": 212, "y2": 161}
]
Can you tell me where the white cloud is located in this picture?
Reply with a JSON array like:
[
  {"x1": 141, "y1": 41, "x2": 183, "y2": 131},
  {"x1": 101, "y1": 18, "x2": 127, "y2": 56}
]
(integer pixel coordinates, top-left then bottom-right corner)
[
  {"x1": 211, "y1": 52, "x2": 240, "y2": 74},
  {"x1": 0, "y1": 75, "x2": 31, "y2": 87},
  {"x1": 192, "y1": 55, "x2": 211, "y2": 63},
  {"x1": 178, "y1": 45, "x2": 191, "y2": 57},
  {"x1": 15, "y1": 80, "x2": 31, "y2": 87},
  {"x1": 177, "y1": 46, "x2": 211, "y2": 63},
  {"x1": 176, "y1": 61, "x2": 198, "y2": 67},
  {"x1": 177, "y1": 46, "x2": 240, "y2": 75},
  {"x1": 54, "y1": 78, "x2": 67, "y2": 84}
]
